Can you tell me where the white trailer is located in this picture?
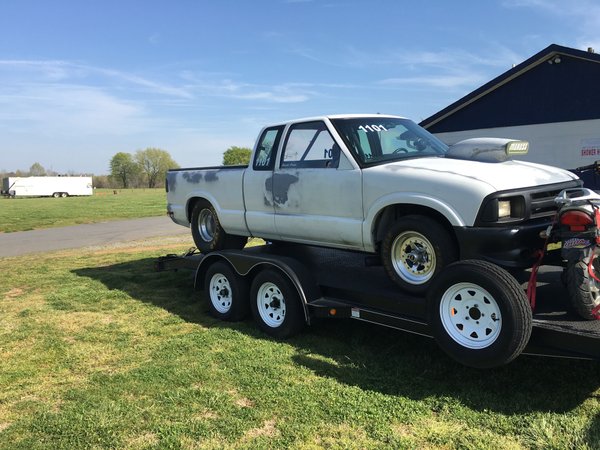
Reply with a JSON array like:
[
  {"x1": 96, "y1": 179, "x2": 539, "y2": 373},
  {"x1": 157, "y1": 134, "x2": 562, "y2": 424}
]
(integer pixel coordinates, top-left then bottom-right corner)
[{"x1": 1, "y1": 176, "x2": 93, "y2": 198}]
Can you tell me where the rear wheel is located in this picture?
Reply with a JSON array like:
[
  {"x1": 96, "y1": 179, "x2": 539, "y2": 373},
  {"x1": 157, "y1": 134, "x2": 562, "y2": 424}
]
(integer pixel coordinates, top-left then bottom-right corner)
[
  {"x1": 381, "y1": 215, "x2": 457, "y2": 294},
  {"x1": 60, "y1": 192, "x2": 68, "y2": 198},
  {"x1": 190, "y1": 200, "x2": 247, "y2": 253},
  {"x1": 427, "y1": 260, "x2": 532, "y2": 368},
  {"x1": 250, "y1": 269, "x2": 305, "y2": 338},
  {"x1": 566, "y1": 251, "x2": 600, "y2": 320},
  {"x1": 204, "y1": 261, "x2": 249, "y2": 321}
]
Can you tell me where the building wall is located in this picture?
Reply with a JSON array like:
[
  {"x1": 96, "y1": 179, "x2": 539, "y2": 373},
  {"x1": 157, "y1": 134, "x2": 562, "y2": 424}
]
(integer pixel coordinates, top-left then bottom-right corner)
[{"x1": 434, "y1": 118, "x2": 600, "y2": 170}]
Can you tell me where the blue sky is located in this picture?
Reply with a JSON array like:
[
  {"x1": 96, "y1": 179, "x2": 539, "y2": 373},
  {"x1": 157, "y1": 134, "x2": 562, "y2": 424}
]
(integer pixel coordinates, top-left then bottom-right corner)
[{"x1": 1, "y1": 0, "x2": 599, "y2": 174}]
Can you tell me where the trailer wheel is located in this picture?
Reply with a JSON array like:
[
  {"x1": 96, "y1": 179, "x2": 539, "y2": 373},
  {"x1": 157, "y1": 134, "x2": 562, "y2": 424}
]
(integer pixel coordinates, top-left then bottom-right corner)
[
  {"x1": 60, "y1": 192, "x2": 68, "y2": 198},
  {"x1": 52, "y1": 192, "x2": 60, "y2": 198},
  {"x1": 191, "y1": 200, "x2": 247, "y2": 253},
  {"x1": 566, "y1": 252, "x2": 600, "y2": 320},
  {"x1": 250, "y1": 269, "x2": 305, "y2": 338},
  {"x1": 427, "y1": 260, "x2": 532, "y2": 368},
  {"x1": 204, "y1": 261, "x2": 249, "y2": 321},
  {"x1": 382, "y1": 215, "x2": 457, "y2": 294}
]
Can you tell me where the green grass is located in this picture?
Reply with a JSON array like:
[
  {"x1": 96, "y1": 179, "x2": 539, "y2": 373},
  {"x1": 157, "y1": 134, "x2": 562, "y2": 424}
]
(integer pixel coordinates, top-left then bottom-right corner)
[
  {"x1": 0, "y1": 188, "x2": 166, "y2": 233},
  {"x1": 0, "y1": 238, "x2": 599, "y2": 449}
]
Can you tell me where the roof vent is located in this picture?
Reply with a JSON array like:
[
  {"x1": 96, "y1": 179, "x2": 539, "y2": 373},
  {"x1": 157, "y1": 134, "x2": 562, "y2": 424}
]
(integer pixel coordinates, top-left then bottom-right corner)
[{"x1": 588, "y1": 47, "x2": 595, "y2": 53}]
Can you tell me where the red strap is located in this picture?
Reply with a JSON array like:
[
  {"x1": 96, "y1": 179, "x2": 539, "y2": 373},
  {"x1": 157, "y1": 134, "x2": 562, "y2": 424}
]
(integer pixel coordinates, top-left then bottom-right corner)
[
  {"x1": 527, "y1": 213, "x2": 558, "y2": 311},
  {"x1": 593, "y1": 303, "x2": 600, "y2": 320},
  {"x1": 527, "y1": 249, "x2": 544, "y2": 311},
  {"x1": 587, "y1": 252, "x2": 600, "y2": 320}
]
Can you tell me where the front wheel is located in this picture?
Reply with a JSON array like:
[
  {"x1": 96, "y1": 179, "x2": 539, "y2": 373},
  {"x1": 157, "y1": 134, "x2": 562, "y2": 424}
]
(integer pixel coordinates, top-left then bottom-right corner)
[
  {"x1": 566, "y1": 251, "x2": 600, "y2": 320},
  {"x1": 250, "y1": 269, "x2": 305, "y2": 338},
  {"x1": 190, "y1": 200, "x2": 247, "y2": 253},
  {"x1": 381, "y1": 215, "x2": 457, "y2": 294},
  {"x1": 427, "y1": 260, "x2": 532, "y2": 368},
  {"x1": 204, "y1": 261, "x2": 249, "y2": 321}
]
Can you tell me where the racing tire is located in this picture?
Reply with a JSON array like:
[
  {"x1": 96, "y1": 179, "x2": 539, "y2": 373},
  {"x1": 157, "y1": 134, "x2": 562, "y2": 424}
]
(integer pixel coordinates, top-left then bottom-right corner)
[
  {"x1": 566, "y1": 252, "x2": 600, "y2": 320},
  {"x1": 427, "y1": 260, "x2": 532, "y2": 368},
  {"x1": 190, "y1": 200, "x2": 247, "y2": 253},
  {"x1": 250, "y1": 269, "x2": 306, "y2": 338},
  {"x1": 204, "y1": 261, "x2": 249, "y2": 321},
  {"x1": 382, "y1": 215, "x2": 457, "y2": 294}
]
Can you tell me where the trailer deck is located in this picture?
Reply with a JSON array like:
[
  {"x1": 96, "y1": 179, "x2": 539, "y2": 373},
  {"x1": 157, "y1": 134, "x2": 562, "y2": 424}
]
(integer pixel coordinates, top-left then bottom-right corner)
[{"x1": 157, "y1": 244, "x2": 600, "y2": 362}]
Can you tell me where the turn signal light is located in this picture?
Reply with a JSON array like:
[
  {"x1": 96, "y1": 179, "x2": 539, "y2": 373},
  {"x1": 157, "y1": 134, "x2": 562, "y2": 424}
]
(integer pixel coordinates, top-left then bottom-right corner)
[{"x1": 560, "y1": 210, "x2": 594, "y2": 232}]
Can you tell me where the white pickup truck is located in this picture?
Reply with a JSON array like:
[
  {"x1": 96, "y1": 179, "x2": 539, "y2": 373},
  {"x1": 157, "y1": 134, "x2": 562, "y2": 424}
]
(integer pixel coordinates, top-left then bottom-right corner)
[{"x1": 166, "y1": 114, "x2": 580, "y2": 293}]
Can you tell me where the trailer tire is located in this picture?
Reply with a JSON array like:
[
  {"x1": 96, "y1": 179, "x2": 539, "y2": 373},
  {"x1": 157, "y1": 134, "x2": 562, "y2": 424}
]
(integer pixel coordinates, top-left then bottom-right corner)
[
  {"x1": 191, "y1": 200, "x2": 247, "y2": 253},
  {"x1": 60, "y1": 192, "x2": 68, "y2": 198},
  {"x1": 52, "y1": 192, "x2": 60, "y2": 198},
  {"x1": 382, "y1": 215, "x2": 457, "y2": 294},
  {"x1": 427, "y1": 260, "x2": 532, "y2": 368},
  {"x1": 250, "y1": 269, "x2": 305, "y2": 338},
  {"x1": 204, "y1": 261, "x2": 249, "y2": 321},
  {"x1": 566, "y1": 253, "x2": 600, "y2": 320}
]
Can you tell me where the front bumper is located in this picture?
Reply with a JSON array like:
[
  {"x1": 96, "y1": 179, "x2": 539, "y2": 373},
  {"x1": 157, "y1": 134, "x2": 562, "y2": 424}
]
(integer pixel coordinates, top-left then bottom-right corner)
[{"x1": 454, "y1": 222, "x2": 559, "y2": 268}]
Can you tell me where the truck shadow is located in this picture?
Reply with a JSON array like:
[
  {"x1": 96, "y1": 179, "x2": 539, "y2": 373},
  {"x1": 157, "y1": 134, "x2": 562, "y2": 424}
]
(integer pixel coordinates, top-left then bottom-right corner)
[{"x1": 73, "y1": 257, "x2": 600, "y2": 419}]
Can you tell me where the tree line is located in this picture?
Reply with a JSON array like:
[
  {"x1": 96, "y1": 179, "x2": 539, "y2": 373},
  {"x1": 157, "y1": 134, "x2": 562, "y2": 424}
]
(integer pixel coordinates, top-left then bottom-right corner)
[{"x1": 1, "y1": 146, "x2": 254, "y2": 189}]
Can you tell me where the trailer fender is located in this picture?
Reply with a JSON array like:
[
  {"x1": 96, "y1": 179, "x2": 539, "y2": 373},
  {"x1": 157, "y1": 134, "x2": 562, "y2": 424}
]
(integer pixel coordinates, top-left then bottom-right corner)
[{"x1": 194, "y1": 250, "x2": 321, "y2": 324}]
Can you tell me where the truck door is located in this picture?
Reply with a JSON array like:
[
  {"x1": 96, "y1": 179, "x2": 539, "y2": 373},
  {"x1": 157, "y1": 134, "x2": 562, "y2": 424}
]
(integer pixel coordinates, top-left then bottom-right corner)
[
  {"x1": 243, "y1": 126, "x2": 284, "y2": 240},
  {"x1": 273, "y1": 120, "x2": 364, "y2": 249}
]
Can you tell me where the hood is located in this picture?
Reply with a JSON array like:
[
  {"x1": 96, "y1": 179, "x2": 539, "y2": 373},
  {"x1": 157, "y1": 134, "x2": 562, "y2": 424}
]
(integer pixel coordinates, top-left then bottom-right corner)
[{"x1": 386, "y1": 156, "x2": 578, "y2": 192}]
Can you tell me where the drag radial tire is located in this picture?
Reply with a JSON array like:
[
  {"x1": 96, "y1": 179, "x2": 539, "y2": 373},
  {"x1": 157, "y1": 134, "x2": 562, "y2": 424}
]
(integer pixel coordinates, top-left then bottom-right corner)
[
  {"x1": 427, "y1": 260, "x2": 532, "y2": 369},
  {"x1": 381, "y1": 215, "x2": 457, "y2": 295},
  {"x1": 190, "y1": 200, "x2": 247, "y2": 253},
  {"x1": 204, "y1": 261, "x2": 249, "y2": 321},
  {"x1": 566, "y1": 253, "x2": 600, "y2": 320},
  {"x1": 250, "y1": 269, "x2": 306, "y2": 339}
]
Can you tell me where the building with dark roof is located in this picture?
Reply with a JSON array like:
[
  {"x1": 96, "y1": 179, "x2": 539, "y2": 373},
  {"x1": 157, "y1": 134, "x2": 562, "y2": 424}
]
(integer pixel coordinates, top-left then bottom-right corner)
[{"x1": 420, "y1": 44, "x2": 600, "y2": 177}]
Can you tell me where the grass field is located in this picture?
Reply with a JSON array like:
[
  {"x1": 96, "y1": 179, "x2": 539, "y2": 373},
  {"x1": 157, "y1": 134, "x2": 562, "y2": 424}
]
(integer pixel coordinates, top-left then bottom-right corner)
[
  {"x1": 0, "y1": 189, "x2": 166, "y2": 233},
  {"x1": 1, "y1": 237, "x2": 599, "y2": 449}
]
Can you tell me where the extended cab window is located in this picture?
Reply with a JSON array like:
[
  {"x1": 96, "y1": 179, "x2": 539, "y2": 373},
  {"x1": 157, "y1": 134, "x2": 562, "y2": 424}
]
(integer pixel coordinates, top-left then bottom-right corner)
[
  {"x1": 281, "y1": 121, "x2": 339, "y2": 169},
  {"x1": 253, "y1": 126, "x2": 284, "y2": 171}
]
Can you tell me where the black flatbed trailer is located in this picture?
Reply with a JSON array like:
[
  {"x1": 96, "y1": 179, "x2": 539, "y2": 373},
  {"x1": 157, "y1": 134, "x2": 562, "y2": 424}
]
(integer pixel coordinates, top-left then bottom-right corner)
[{"x1": 156, "y1": 244, "x2": 600, "y2": 365}]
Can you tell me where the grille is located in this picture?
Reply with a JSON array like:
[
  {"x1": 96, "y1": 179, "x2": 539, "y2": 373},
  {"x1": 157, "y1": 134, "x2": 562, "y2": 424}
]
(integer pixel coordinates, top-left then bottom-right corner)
[{"x1": 528, "y1": 181, "x2": 581, "y2": 219}]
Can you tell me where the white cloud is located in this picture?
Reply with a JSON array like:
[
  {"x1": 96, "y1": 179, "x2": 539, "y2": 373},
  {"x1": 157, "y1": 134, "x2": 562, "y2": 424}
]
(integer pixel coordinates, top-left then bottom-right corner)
[
  {"x1": 504, "y1": 0, "x2": 600, "y2": 50},
  {"x1": 378, "y1": 73, "x2": 488, "y2": 89},
  {"x1": 0, "y1": 83, "x2": 146, "y2": 136}
]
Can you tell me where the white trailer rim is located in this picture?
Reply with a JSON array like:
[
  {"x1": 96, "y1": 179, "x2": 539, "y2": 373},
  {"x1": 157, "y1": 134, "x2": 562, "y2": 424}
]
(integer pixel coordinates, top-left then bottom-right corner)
[
  {"x1": 391, "y1": 231, "x2": 436, "y2": 285},
  {"x1": 256, "y1": 282, "x2": 286, "y2": 328},
  {"x1": 439, "y1": 282, "x2": 502, "y2": 349},
  {"x1": 208, "y1": 272, "x2": 232, "y2": 314}
]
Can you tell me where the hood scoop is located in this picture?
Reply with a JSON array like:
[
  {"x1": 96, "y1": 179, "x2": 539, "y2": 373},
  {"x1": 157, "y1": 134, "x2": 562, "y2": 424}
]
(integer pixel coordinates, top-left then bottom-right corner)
[{"x1": 446, "y1": 138, "x2": 529, "y2": 163}]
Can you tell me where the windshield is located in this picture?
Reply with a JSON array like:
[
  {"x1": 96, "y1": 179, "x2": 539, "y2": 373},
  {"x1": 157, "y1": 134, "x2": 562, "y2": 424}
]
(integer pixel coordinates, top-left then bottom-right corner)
[{"x1": 331, "y1": 117, "x2": 448, "y2": 166}]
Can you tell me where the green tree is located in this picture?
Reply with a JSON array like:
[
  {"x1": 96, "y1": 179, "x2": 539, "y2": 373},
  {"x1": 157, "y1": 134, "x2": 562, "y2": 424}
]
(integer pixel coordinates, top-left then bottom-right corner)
[
  {"x1": 135, "y1": 148, "x2": 179, "y2": 188},
  {"x1": 110, "y1": 152, "x2": 139, "y2": 188},
  {"x1": 223, "y1": 146, "x2": 252, "y2": 166},
  {"x1": 29, "y1": 162, "x2": 46, "y2": 176}
]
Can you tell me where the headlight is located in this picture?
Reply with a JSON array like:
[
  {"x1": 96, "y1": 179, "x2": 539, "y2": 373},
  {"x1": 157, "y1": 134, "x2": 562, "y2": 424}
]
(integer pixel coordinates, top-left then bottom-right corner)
[
  {"x1": 480, "y1": 196, "x2": 526, "y2": 223},
  {"x1": 498, "y1": 200, "x2": 511, "y2": 219}
]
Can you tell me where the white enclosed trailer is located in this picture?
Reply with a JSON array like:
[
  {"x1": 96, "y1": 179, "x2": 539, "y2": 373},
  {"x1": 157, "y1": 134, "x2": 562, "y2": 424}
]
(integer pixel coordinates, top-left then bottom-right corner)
[{"x1": 1, "y1": 176, "x2": 93, "y2": 198}]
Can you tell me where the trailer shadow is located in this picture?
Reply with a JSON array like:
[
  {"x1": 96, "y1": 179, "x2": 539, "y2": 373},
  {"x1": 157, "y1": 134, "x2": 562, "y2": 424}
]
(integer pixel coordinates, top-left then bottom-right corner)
[{"x1": 74, "y1": 257, "x2": 600, "y2": 419}]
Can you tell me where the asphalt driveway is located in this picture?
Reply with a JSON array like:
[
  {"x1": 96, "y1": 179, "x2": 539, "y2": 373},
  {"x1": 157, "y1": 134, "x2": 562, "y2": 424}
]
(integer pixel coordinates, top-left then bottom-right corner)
[{"x1": 0, "y1": 216, "x2": 190, "y2": 257}]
